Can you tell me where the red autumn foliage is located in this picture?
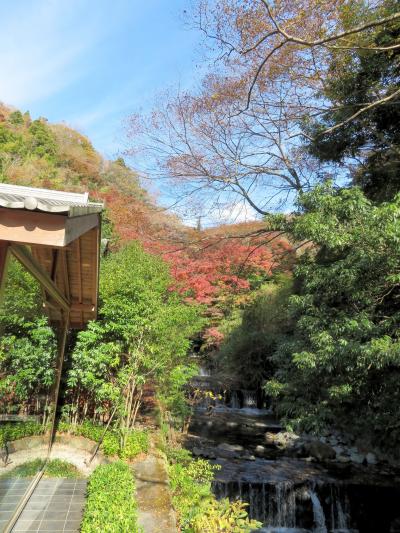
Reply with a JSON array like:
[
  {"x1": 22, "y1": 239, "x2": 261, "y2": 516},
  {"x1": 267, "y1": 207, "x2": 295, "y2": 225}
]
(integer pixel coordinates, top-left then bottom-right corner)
[{"x1": 162, "y1": 225, "x2": 293, "y2": 305}]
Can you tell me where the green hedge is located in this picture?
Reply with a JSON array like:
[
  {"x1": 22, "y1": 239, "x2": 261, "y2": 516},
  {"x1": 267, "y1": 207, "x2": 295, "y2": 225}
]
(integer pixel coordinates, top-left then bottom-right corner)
[
  {"x1": 58, "y1": 421, "x2": 149, "y2": 460},
  {"x1": 0, "y1": 422, "x2": 44, "y2": 447},
  {"x1": 0, "y1": 421, "x2": 149, "y2": 460},
  {"x1": 81, "y1": 461, "x2": 139, "y2": 533}
]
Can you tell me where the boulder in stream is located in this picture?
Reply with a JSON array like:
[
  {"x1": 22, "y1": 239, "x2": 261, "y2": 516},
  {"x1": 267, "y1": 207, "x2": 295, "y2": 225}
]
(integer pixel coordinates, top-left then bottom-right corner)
[{"x1": 303, "y1": 440, "x2": 336, "y2": 461}]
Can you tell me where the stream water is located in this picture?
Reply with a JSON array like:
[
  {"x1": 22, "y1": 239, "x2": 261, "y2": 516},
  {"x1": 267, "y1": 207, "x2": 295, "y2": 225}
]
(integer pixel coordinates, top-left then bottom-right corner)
[{"x1": 186, "y1": 366, "x2": 400, "y2": 533}]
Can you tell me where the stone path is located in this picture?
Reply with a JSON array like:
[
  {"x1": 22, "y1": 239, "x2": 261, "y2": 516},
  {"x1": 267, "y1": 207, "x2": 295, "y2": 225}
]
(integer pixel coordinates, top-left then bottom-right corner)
[
  {"x1": 133, "y1": 455, "x2": 177, "y2": 533},
  {"x1": 0, "y1": 478, "x2": 87, "y2": 533},
  {"x1": 0, "y1": 478, "x2": 31, "y2": 532},
  {"x1": 13, "y1": 478, "x2": 86, "y2": 533}
]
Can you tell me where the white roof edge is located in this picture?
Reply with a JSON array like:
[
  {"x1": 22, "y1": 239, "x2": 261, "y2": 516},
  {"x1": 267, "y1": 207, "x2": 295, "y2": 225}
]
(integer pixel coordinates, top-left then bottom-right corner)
[{"x1": 0, "y1": 183, "x2": 88, "y2": 204}]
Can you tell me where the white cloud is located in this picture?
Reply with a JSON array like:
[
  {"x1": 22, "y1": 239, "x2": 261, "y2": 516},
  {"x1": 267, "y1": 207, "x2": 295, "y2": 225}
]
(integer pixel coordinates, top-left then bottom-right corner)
[{"x1": 211, "y1": 202, "x2": 259, "y2": 225}]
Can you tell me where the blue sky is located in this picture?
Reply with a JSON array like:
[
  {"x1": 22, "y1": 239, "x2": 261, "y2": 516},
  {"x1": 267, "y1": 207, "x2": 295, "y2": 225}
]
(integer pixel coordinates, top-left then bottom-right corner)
[{"x1": 0, "y1": 0, "x2": 201, "y2": 159}]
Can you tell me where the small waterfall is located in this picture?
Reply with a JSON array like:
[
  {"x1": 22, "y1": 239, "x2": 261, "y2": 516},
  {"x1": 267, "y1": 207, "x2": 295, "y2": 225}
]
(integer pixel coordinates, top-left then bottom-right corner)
[
  {"x1": 330, "y1": 485, "x2": 351, "y2": 532},
  {"x1": 242, "y1": 390, "x2": 257, "y2": 408},
  {"x1": 230, "y1": 391, "x2": 240, "y2": 409},
  {"x1": 273, "y1": 482, "x2": 296, "y2": 528},
  {"x1": 310, "y1": 490, "x2": 328, "y2": 533},
  {"x1": 213, "y1": 480, "x2": 354, "y2": 532},
  {"x1": 337, "y1": 499, "x2": 348, "y2": 530},
  {"x1": 198, "y1": 366, "x2": 211, "y2": 377}
]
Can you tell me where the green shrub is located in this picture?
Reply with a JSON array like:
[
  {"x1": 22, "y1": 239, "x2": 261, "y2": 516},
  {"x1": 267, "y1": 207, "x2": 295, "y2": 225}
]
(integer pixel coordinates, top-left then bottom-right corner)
[
  {"x1": 57, "y1": 420, "x2": 149, "y2": 459},
  {"x1": 81, "y1": 461, "x2": 139, "y2": 533},
  {"x1": 0, "y1": 421, "x2": 148, "y2": 460},
  {"x1": 0, "y1": 422, "x2": 44, "y2": 447},
  {"x1": 8, "y1": 111, "x2": 24, "y2": 125},
  {"x1": 193, "y1": 498, "x2": 261, "y2": 533},
  {"x1": 120, "y1": 430, "x2": 149, "y2": 460},
  {"x1": 167, "y1": 446, "x2": 261, "y2": 532}
]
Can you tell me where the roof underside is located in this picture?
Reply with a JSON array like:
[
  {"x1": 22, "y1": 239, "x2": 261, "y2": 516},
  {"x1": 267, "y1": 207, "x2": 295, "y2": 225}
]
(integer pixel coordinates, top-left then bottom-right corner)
[
  {"x1": 0, "y1": 183, "x2": 103, "y2": 329},
  {"x1": 31, "y1": 228, "x2": 100, "y2": 328}
]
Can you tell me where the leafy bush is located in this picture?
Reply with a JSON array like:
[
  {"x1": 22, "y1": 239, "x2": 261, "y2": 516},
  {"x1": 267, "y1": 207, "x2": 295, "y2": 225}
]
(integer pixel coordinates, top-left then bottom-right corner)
[
  {"x1": 193, "y1": 499, "x2": 260, "y2": 533},
  {"x1": 120, "y1": 430, "x2": 149, "y2": 459},
  {"x1": 81, "y1": 461, "x2": 139, "y2": 533},
  {"x1": 167, "y1": 446, "x2": 261, "y2": 532}
]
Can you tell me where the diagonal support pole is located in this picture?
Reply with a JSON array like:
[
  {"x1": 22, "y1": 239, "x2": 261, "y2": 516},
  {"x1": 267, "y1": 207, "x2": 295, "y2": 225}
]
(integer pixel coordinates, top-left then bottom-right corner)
[{"x1": 10, "y1": 244, "x2": 70, "y2": 312}]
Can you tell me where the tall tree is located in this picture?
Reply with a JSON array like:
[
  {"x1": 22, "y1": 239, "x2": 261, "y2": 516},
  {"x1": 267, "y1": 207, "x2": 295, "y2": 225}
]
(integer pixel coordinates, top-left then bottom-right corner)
[
  {"x1": 265, "y1": 185, "x2": 400, "y2": 450},
  {"x1": 306, "y1": 0, "x2": 400, "y2": 201},
  {"x1": 127, "y1": 0, "x2": 400, "y2": 215}
]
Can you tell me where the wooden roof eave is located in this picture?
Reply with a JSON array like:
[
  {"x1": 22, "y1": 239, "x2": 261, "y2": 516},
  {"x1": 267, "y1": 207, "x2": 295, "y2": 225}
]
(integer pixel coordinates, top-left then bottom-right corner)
[{"x1": 0, "y1": 208, "x2": 100, "y2": 248}]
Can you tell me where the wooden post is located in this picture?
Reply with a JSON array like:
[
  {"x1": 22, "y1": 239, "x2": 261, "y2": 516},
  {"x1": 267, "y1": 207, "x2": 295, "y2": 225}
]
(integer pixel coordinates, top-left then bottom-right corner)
[
  {"x1": 47, "y1": 312, "x2": 69, "y2": 453},
  {"x1": 0, "y1": 240, "x2": 9, "y2": 305}
]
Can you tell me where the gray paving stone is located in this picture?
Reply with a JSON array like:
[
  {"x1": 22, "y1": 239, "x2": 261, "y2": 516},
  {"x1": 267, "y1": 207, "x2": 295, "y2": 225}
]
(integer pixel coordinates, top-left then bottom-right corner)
[
  {"x1": 5, "y1": 478, "x2": 87, "y2": 533},
  {"x1": 12, "y1": 520, "x2": 41, "y2": 531},
  {"x1": 18, "y1": 511, "x2": 44, "y2": 521},
  {"x1": 37, "y1": 520, "x2": 65, "y2": 531}
]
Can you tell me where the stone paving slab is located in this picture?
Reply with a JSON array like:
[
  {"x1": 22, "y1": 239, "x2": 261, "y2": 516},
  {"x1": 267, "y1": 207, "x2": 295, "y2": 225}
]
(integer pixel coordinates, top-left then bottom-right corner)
[
  {"x1": 0, "y1": 478, "x2": 87, "y2": 533},
  {"x1": 133, "y1": 455, "x2": 177, "y2": 533},
  {"x1": 0, "y1": 479, "x2": 32, "y2": 532}
]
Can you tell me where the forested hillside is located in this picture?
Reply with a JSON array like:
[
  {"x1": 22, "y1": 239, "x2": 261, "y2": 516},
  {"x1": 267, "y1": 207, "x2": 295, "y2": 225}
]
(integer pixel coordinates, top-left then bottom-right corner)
[{"x1": 0, "y1": 103, "x2": 185, "y2": 248}]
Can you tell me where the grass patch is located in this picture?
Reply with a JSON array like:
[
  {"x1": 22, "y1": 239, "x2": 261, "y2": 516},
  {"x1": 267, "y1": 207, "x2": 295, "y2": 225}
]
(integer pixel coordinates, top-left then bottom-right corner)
[
  {"x1": 81, "y1": 461, "x2": 139, "y2": 533},
  {"x1": 1, "y1": 459, "x2": 83, "y2": 479}
]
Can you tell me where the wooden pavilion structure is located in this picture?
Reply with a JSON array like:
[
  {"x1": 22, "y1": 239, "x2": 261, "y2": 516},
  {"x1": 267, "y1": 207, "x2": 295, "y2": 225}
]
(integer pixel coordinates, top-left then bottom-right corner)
[
  {"x1": 0, "y1": 183, "x2": 103, "y2": 328},
  {"x1": 0, "y1": 184, "x2": 103, "y2": 532}
]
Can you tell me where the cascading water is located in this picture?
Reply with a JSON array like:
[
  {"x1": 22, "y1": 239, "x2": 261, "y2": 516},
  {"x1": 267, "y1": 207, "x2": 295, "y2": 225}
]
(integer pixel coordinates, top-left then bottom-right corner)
[
  {"x1": 242, "y1": 390, "x2": 257, "y2": 408},
  {"x1": 330, "y1": 486, "x2": 350, "y2": 532},
  {"x1": 198, "y1": 366, "x2": 211, "y2": 377},
  {"x1": 230, "y1": 391, "x2": 241, "y2": 409},
  {"x1": 309, "y1": 490, "x2": 327, "y2": 533},
  {"x1": 273, "y1": 482, "x2": 296, "y2": 529},
  {"x1": 189, "y1": 364, "x2": 400, "y2": 533},
  {"x1": 212, "y1": 480, "x2": 359, "y2": 532}
]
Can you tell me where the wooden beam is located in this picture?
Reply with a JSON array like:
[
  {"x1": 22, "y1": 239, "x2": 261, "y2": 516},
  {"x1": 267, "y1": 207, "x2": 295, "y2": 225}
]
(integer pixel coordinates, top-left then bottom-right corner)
[
  {"x1": 47, "y1": 314, "x2": 69, "y2": 453},
  {"x1": 0, "y1": 240, "x2": 9, "y2": 304},
  {"x1": 0, "y1": 209, "x2": 100, "y2": 247},
  {"x1": 70, "y1": 302, "x2": 95, "y2": 312},
  {"x1": 0, "y1": 209, "x2": 66, "y2": 246},
  {"x1": 44, "y1": 301, "x2": 94, "y2": 312},
  {"x1": 61, "y1": 249, "x2": 70, "y2": 301},
  {"x1": 64, "y1": 214, "x2": 99, "y2": 245},
  {"x1": 10, "y1": 244, "x2": 70, "y2": 312},
  {"x1": 76, "y1": 238, "x2": 83, "y2": 327}
]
